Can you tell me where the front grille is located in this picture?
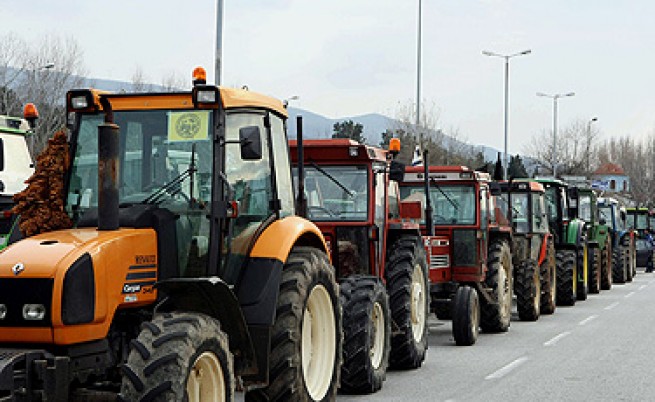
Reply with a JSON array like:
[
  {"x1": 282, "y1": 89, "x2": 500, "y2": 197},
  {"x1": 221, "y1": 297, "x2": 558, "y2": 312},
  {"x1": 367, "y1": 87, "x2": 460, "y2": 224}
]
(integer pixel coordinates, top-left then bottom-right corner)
[
  {"x1": 0, "y1": 278, "x2": 53, "y2": 327},
  {"x1": 430, "y1": 255, "x2": 449, "y2": 269}
]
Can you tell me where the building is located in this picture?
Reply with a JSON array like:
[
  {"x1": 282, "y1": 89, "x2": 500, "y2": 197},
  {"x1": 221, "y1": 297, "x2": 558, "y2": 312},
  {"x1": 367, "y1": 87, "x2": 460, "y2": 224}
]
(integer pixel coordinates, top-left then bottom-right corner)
[{"x1": 591, "y1": 163, "x2": 629, "y2": 193}]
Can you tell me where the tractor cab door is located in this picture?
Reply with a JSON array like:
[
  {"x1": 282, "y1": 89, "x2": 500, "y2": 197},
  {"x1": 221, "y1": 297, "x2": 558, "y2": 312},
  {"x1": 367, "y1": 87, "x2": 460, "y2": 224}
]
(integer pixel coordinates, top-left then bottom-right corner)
[{"x1": 373, "y1": 164, "x2": 390, "y2": 274}]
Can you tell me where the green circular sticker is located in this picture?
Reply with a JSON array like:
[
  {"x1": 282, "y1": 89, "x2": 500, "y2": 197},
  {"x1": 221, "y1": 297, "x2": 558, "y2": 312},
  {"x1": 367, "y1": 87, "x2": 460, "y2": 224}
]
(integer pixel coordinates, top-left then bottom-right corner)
[{"x1": 175, "y1": 113, "x2": 201, "y2": 139}]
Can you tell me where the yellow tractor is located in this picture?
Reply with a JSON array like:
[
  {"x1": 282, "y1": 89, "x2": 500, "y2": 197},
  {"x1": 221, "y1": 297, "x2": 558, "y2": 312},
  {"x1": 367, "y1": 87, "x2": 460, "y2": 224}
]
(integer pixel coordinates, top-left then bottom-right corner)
[{"x1": 0, "y1": 68, "x2": 341, "y2": 401}]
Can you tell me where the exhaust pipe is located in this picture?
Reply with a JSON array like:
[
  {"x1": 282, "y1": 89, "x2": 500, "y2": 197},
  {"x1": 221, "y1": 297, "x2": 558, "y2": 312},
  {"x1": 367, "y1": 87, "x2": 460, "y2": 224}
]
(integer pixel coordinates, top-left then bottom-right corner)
[
  {"x1": 423, "y1": 149, "x2": 434, "y2": 236},
  {"x1": 98, "y1": 97, "x2": 119, "y2": 231},
  {"x1": 295, "y1": 115, "x2": 307, "y2": 218}
]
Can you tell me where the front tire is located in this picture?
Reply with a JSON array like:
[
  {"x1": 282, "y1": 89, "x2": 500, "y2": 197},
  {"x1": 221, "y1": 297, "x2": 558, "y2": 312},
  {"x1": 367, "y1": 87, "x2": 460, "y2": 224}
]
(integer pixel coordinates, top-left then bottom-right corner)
[
  {"x1": 119, "y1": 312, "x2": 234, "y2": 402},
  {"x1": 452, "y1": 286, "x2": 480, "y2": 346},
  {"x1": 588, "y1": 246, "x2": 601, "y2": 294},
  {"x1": 540, "y1": 242, "x2": 557, "y2": 315},
  {"x1": 556, "y1": 250, "x2": 577, "y2": 306},
  {"x1": 385, "y1": 236, "x2": 429, "y2": 370},
  {"x1": 480, "y1": 240, "x2": 512, "y2": 333},
  {"x1": 245, "y1": 247, "x2": 341, "y2": 401},
  {"x1": 516, "y1": 259, "x2": 540, "y2": 321},
  {"x1": 339, "y1": 276, "x2": 390, "y2": 394}
]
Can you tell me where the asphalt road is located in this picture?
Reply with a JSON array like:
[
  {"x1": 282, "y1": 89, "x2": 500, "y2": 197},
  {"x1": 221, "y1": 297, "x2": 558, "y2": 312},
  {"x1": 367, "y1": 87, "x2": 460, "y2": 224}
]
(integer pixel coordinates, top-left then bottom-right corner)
[{"x1": 340, "y1": 268, "x2": 655, "y2": 402}]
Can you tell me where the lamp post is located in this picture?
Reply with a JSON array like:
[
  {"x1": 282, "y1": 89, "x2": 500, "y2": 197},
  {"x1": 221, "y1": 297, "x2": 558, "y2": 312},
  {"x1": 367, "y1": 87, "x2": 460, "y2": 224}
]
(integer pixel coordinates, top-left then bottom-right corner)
[
  {"x1": 215, "y1": 0, "x2": 224, "y2": 85},
  {"x1": 416, "y1": 0, "x2": 423, "y2": 148},
  {"x1": 536, "y1": 91, "x2": 575, "y2": 177},
  {"x1": 482, "y1": 49, "x2": 531, "y2": 180},
  {"x1": 586, "y1": 117, "x2": 598, "y2": 174},
  {"x1": 30, "y1": 63, "x2": 55, "y2": 154}
]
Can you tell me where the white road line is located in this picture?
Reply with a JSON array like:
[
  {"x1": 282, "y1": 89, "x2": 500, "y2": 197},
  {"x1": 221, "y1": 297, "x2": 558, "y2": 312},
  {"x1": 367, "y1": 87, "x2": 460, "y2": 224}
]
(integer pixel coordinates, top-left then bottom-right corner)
[
  {"x1": 485, "y1": 356, "x2": 529, "y2": 380},
  {"x1": 604, "y1": 302, "x2": 620, "y2": 310},
  {"x1": 579, "y1": 315, "x2": 598, "y2": 326},
  {"x1": 639, "y1": 285, "x2": 647, "y2": 291},
  {"x1": 544, "y1": 331, "x2": 571, "y2": 347},
  {"x1": 625, "y1": 291, "x2": 636, "y2": 298}
]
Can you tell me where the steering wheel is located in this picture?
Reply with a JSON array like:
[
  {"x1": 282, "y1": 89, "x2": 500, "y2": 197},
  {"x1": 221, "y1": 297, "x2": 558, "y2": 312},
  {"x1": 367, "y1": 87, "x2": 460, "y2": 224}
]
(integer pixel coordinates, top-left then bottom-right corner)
[
  {"x1": 308, "y1": 206, "x2": 338, "y2": 218},
  {"x1": 433, "y1": 214, "x2": 447, "y2": 223}
]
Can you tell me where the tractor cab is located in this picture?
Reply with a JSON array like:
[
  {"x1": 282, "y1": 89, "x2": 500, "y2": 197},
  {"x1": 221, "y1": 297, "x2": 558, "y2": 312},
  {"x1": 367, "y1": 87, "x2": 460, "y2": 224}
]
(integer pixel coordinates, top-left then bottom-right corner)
[{"x1": 626, "y1": 207, "x2": 650, "y2": 237}]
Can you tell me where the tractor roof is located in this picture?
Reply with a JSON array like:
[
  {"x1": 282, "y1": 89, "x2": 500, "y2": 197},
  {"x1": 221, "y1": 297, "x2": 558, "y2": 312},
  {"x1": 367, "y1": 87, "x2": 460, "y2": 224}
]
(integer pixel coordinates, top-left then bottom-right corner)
[
  {"x1": 68, "y1": 87, "x2": 288, "y2": 117},
  {"x1": 402, "y1": 165, "x2": 490, "y2": 183},
  {"x1": 0, "y1": 115, "x2": 30, "y2": 135},
  {"x1": 597, "y1": 197, "x2": 619, "y2": 207},
  {"x1": 498, "y1": 180, "x2": 545, "y2": 193},
  {"x1": 626, "y1": 207, "x2": 650, "y2": 213},
  {"x1": 289, "y1": 139, "x2": 388, "y2": 163},
  {"x1": 531, "y1": 177, "x2": 568, "y2": 187}
]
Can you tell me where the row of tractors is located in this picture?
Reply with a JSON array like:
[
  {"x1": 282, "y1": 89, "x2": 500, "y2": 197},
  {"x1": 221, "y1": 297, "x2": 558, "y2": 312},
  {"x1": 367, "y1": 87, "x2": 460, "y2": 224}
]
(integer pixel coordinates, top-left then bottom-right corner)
[{"x1": 0, "y1": 69, "x2": 641, "y2": 401}]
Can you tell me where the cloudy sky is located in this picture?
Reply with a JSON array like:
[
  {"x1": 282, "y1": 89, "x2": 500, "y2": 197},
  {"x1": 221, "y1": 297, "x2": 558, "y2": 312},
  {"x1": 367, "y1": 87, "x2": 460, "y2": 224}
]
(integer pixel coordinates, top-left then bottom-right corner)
[{"x1": 4, "y1": 1, "x2": 655, "y2": 154}]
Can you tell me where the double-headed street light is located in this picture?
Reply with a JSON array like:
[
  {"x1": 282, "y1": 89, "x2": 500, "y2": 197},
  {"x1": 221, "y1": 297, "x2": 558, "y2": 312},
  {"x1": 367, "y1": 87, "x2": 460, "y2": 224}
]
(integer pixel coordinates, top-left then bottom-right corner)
[
  {"x1": 536, "y1": 91, "x2": 575, "y2": 177},
  {"x1": 482, "y1": 49, "x2": 531, "y2": 179}
]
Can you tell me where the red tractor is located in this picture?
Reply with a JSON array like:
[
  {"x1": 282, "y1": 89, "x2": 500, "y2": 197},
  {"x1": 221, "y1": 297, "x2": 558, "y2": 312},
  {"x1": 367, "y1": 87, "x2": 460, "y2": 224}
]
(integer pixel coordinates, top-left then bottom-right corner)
[
  {"x1": 289, "y1": 137, "x2": 429, "y2": 393},
  {"x1": 399, "y1": 163, "x2": 513, "y2": 346}
]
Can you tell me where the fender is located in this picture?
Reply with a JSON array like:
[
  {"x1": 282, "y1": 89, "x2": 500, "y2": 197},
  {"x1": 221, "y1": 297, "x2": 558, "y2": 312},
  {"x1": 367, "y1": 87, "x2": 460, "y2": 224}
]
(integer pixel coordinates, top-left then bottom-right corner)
[
  {"x1": 538, "y1": 233, "x2": 552, "y2": 266},
  {"x1": 250, "y1": 215, "x2": 329, "y2": 261},
  {"x1": 155, "y1": 277, "x2": 256, "y2": 376}
]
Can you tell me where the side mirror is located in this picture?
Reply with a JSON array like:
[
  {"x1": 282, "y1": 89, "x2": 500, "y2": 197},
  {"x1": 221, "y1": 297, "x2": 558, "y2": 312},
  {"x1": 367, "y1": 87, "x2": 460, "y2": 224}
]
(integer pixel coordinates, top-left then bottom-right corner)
[
  {"x1": 239, "y1": 126, "x2": 262, "y2": 160},
  {"x1": 389, "y1": 160, "x2": 405, "y2": 182}
]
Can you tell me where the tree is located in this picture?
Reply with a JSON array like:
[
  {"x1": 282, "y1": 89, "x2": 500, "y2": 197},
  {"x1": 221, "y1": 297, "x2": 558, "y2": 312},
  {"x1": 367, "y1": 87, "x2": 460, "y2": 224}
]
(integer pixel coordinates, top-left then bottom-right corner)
[
  {"x1": 332, "y1": 120, "x2": 365, "y2": 143},
  {"x1": 508, "y1": 154, "x2": 529, "y2": 178}
]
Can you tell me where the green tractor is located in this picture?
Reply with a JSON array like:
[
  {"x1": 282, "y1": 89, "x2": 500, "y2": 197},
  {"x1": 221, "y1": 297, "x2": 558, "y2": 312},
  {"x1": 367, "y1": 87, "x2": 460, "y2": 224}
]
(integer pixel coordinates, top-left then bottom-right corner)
[
  {"x1": 533, "y1": 178, "x2": 588, "y2": 305},
  {"x1": 567, "y1": 186, "x2": 611, "y2": 295},
  {"x1": 598, "y1": 197, "x2": 636, "y2": 284}
]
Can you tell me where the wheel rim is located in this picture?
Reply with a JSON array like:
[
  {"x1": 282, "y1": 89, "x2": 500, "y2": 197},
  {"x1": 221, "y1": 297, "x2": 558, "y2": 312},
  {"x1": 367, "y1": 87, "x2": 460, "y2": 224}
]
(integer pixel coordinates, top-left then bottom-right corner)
[
  {"x1": 370, "y1": 301, "x2": 385, "y2": 370},
  {"x1": 471, "y1": 294, "x2": 480, "y2": 338},
  {"x1": 301, "y1": 284, "x2": 336, "y2": 400},
  {"x1": 186, "y1": 351, "x2": 225, "y2": 402},
  {"x1": 533, "y1": 267, "x2": 541, "y2": 313},
  {"x1": 410, "y1": 263, "x2": 427, "y2": 342},
  {"x1": 499, "y1": 264, "x2": 511, "y2": 320}
]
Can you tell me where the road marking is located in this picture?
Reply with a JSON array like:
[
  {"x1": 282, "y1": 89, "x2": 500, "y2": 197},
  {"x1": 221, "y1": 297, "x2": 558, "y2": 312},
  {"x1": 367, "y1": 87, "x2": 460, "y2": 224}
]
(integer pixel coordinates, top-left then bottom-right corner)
[
  {"x1": 485, "y1": 356, "x2": 529, "y2": 380},
  {"x1": 639, "y1": 285, "x2": 647, "y2": 291},
  {"x1": 544, "y1": 331, "x2": 571, "y2": 346},
  {"x1": 625, "y1": 291, "x2": 636, "y2": 298},
  {"x1": 604, "y1": 302, "x2": 620, "y2": 310},
  {"x1": 579, "y1": 315, "x2": 598, "y2": 326}
]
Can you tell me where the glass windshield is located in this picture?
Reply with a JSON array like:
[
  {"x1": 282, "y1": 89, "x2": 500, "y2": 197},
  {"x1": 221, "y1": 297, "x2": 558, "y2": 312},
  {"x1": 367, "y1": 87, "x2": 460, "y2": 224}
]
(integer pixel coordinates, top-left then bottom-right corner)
[
  {"x1": 399, "y1": 184, "x2": 476, "y2": 225},
  {"x1": 598, "y1": 206, "x2": 612, "y2": 226},
  {"x1": 578, "y1": 195, "x2": 592, "y2": 221},
  {"x1": 505, "y1": 192, "x2": 529, "y2": 233},
  {"x1": 68, "y1": 110, "x2": 213, "y2": 214},
  {"x1": 636, "y1": 213, "x2": 648, "y2": 230},
  {"x1": 294, "y1": 165, "x2": 369, "y2": 221},
  {"x1": 545, "y1": 186, "x2": 559, "y2": 221}
]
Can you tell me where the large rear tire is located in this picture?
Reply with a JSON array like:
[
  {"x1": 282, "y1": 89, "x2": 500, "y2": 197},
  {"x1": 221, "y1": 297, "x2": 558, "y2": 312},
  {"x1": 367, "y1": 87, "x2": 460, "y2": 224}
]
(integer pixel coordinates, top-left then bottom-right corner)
[
  {"x1": 601, "y1": 241, "x2": 612, "y2": 290},
  {"x1": 452, "y1": 286, "x2": 480, "y2": 346},
  {"x1": 384, "y1": 236, "x2": 429, "y2": 370},
  {"x1": 119, "y1": 312, "x2": 234, "y2": 402},
  {"x1": 339, "y1": 276, "x2": 390, "y2": 394},
  {"x1": 588, "y1": 246, "x2": 601, "y2": 294},
  {"x1": 516, "y1": 259, "x2": 540, "y2": 321},
  {"x1": 613, "y1": 242, "x2": 627, "y2": 284},
  {"x1": 245, "y1": 247, "x2": 341, "y2": 402},
  {"x1": 480, "y1": 240, "x2": 512, "y2": 333},
  {"x1": 540, "y1": 242, "x2": 557, "y2": 315},
  {"x1": 556, "y1": 250, "x2": 577, "y2": 306}
]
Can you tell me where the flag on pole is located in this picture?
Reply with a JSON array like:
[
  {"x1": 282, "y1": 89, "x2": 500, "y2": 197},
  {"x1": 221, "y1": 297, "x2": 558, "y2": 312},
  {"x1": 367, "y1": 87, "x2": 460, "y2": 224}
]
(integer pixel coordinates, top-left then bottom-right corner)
[{"x1": 411, "y1": 145, "x2": 423, "y2": 166}]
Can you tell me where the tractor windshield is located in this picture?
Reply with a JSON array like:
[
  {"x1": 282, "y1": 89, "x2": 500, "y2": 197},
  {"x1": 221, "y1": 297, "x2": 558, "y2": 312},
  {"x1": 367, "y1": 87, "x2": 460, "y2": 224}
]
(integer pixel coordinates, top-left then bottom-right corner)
[
  {"x1": 506, "y1": 193, "x2": 529, "y2": 233},
  {"x1": 399, "y1": 184, "x2": 476, "y2": 225},
  {"x1": 598, "y1": 206, "x2": 613, "y2": 226},
  {"x1": 578, "y1": 194, "x2": 593, "y2": 221},
  {"x1": 295, "y1": 165, "x2": 369, "y2": 221}
]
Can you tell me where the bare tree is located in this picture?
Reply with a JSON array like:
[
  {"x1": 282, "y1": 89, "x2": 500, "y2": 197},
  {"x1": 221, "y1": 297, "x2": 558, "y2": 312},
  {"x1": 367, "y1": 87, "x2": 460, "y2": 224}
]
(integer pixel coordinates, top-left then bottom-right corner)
[
  {"x1": 131, "y1": 66, "x2": 151, "y2": 93},
  {"x1": 160, "y1": 71, "x2": 185, "y2": 92}
]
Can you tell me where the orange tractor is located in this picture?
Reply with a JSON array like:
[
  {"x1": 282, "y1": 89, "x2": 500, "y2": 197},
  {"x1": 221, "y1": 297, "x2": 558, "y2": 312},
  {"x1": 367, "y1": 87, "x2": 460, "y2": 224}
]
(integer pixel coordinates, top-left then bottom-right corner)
[
  {"x1": 290, "y1": 136, "x2": 429, "y2": 393},
  {"x1": 0, "y1": 69, "x2": 341, "y2": 401}
]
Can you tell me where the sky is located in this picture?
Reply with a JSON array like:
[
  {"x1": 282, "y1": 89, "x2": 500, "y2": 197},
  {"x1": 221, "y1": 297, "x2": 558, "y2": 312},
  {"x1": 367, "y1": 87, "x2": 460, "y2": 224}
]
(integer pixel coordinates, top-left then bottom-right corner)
[{"x1": 3, "y1": 0, "x2": 655, "y2": 155}]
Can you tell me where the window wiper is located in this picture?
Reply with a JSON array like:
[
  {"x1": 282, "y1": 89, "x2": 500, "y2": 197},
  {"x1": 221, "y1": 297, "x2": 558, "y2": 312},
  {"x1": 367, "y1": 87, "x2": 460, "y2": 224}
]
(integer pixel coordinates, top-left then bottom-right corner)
[
  {"x1": 429, "y1": 179, "x2": 459, "y2": 210},
  {"x1": 143, "y1": 145, "x2": 197, "y2": 205},
  {"x1": 309, "y1": 161, "x2": 354, "y2": 198}
]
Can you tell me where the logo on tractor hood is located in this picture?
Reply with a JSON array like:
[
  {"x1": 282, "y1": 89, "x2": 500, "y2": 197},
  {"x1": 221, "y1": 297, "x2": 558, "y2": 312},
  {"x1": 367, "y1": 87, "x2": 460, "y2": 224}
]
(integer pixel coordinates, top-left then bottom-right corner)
[{"x1": 11, "y1": 263, "x2": 25, "y2": 276}]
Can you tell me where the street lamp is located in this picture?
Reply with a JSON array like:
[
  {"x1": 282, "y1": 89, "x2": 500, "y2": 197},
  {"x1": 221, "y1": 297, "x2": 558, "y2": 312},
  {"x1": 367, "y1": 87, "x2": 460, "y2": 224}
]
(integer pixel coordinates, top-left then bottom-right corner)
[
  {"x1": 29, "y1": 63, "x2": 55, "y2": 153},
  {"x1": 284, "y1": 95, "x2": 300, "y2": 108},
  {"x1": 536, "y1": 91, "x2": 575, "y2": 177},
  {"x1": 482, "y1": 49, "x2": 531, "y2": 179},
  {"x1": 215, "y1": 0, "x2": 224, "y2": 85},
  {"x1": 586, "y1": 117, "x2": 598, "y2": 173},
  {"x1": 416, "y1": 0, "x2": 423, "y2": 147}
]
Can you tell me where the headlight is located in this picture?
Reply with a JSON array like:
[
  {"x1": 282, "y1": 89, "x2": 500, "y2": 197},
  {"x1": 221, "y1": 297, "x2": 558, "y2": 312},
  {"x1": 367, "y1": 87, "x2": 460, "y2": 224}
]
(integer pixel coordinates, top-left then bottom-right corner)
[
  {"x1": 70, "y1": 96, "x2": 89, "y2": 109},
  {"x1": 23, "y1": 304, "x2": 46, "y2": 320},
  {"x1": 0, "y1": 304, "x2": 6, "y2": 319}
]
